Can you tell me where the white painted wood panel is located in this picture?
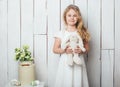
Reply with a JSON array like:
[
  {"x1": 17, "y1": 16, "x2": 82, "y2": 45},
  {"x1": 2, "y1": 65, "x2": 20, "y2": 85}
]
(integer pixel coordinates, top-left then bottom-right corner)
[
  {"x1": 115, "y1": 0, "x2": 120, "y2": 49},
  {"x1": 34, "y1": 35, "x2": 47, "y2": 86},
  {"x1": 101, "y1": 50, "x2": 114, "y2": 87},
  {"x1": 47, "y1": 0, "x2": 60, "y2": 35},
  {"x1": 34, "y1": 0, "x2": 46, "y2": 34},
  {"x1": 87, "y1": 0, "x2": 101, "y2": 87},
  {"x1": 47, "y1": 0, "x2": 60, "y2": 87},
  {"x1": 21, "y1": 0, "x2": 33, "y2": 53},
  {"x1": 61, "y1": 0, "x2": 73, "y2": 30},
  {"x1": 75, "y1": 0, "x2": 88, "y2": 26},
  {"x1": 114, "y1": 49, "x2": 120, "y2": 87},
  {"x1": 48, "y1": 36, "x2": 60, "y2": 87},
  {"x1": 115, "y1": 1, "x2": 120, "y2": 86},
  {"x1": 102, "y1": 0, "x2": 114, "y2": 49},
  {"x1": 7, "y1": 0, "x2": 20, "y2": 81},
  {"x1": 0, "y1": 0, "x2": 7, "y2": 86}
]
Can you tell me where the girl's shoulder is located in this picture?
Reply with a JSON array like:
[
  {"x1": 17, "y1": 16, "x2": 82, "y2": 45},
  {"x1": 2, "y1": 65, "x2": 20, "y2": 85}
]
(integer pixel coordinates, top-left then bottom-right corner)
[
  {"x1": 56, "y1": 29, "x2": 67, "y2": 35},
  {"x1": 53, "y1": 30, "x2": 65, "y2": 39}
]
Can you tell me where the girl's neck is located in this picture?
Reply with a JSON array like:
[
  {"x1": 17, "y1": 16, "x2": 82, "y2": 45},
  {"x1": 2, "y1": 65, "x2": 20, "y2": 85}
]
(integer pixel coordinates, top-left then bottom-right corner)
[{"x1": 66, "y1": 25, "x2": 77, "y2": 32}]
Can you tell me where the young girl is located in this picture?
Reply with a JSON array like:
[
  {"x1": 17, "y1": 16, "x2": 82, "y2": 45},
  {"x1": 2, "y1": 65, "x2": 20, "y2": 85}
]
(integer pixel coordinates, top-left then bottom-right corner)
[{"x1": 53, "y1": 4, "x2": 90, "y2": 87}]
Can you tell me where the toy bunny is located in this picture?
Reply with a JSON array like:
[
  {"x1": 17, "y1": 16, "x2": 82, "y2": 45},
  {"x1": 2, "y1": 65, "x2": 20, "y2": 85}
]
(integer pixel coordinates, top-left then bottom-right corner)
[{"x1": 62, "y1": 33, "x2": 86, "y2": 66}]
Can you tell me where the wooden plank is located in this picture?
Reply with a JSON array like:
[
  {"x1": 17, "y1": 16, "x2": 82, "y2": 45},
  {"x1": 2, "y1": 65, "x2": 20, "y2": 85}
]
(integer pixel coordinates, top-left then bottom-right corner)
[
  {"x1": 61, "y1": 0, "x2": 73, "y2": 30},
  {"x1": 101, "y1": 50, "x2": 114, "y2": 87},
  {"x1": 47, "y1": 0, "x2": 60, "y2": 87},
  {"x1": 34, "y1": 0, "x2": 46, "y2": 34},
  {"x1": 102, "y1": 0, "x2": 114, "y2": 49},
  {"x1": 87, "y1": 0, "x2": 101, "y2": 87},
  {"x1": 7, "y1": 0, "x2": 20, "y2": 81},
  {"x1": 115, "y1": 0, "x2": 120, "y2": 49},
  {"x1": 75, "y1": 0, "x2": 88, "y2": 26},
  {"x1": 114, "y1": 49, "x2": 120, "y2": 87},
  {"x1": 0, "y1": 0, "x2": 8, "y2": 86},
  {"x1": 34, "y1": 35, "x2": 47, "y2": 86},
  {"x1": 114, "y1": 1, "x2": 120, "y2": 86},
  {"x1": 21, "y1": 0, "x2": 33, "y2": 52},
  {"x1": 47, "y1": 0, "x2": 60, "y2": 35},
  {"x1": 48, "y1": 36, "x2": 60, "y2": 87}
]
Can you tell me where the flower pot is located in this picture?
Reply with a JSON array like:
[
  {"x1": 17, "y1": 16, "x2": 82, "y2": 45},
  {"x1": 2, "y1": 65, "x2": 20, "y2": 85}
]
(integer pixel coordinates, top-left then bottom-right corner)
[
  {"x1": 20, "y1": 61, "x2": 33, "y2": 66},
  {"x1": 18, "y1": 61, "x2": 35, "y2": 86}
]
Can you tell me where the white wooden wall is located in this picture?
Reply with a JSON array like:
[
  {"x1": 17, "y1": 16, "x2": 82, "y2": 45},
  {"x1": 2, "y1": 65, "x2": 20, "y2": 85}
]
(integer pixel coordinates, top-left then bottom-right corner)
[{"x1": 0, "y1": 0, "x2": 120, "y2": 87}]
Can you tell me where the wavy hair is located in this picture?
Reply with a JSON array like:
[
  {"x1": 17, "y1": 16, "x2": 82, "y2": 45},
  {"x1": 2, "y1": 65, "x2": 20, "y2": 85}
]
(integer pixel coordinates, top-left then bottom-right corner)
[{"x1": 63, "y1": 4, "x2": 90, "y2": 42}]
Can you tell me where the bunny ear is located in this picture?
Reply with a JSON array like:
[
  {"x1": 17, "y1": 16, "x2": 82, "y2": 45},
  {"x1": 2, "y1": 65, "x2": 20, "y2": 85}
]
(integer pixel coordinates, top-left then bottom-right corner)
[
  {"x1": 68, "y1": 39, "x2": 71, "y2": 42},
  {"x1": 64, "y1": 35, "x2": 70, "y2": 43},
  {"x1": 77, "y1": 39, "x2": 79, "y2": 43},
  {"x1": 76, "y1": 34, "x2": 82, "y2": 41}
]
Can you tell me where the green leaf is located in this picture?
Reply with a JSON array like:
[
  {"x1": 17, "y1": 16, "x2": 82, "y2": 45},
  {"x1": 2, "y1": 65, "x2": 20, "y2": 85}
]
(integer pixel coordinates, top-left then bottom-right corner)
[{"x1": 14, "y1": 45, "x2": 34, "y2": 62}]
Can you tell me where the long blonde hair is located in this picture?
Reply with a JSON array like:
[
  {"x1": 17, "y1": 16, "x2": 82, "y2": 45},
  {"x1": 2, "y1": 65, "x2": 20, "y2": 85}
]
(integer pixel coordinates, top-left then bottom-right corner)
[{"x1": 63, "y1": 4, "x2": 90, "y2": 42}]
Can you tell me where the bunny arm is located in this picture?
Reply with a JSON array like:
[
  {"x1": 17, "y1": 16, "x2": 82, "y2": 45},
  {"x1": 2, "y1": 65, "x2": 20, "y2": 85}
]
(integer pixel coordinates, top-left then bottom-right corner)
[
  {"x1": 77, "y1": 43, "x2": 86, "y2": 52},
  {"x1": 76, "y1": 35, "x2": 86, "y2": 52}
]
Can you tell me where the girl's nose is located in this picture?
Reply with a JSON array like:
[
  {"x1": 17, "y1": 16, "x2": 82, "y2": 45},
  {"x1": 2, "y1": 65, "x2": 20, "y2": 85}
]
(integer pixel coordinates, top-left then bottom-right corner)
[{"x1": 71, "y1": 16, "x2": 74, "y2": 19}]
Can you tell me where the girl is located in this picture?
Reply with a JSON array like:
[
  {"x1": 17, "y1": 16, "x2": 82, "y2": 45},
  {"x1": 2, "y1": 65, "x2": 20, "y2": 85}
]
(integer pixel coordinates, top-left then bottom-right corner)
[{"x1": 53, "y1": 4, "x2": 90, "y2": 87}]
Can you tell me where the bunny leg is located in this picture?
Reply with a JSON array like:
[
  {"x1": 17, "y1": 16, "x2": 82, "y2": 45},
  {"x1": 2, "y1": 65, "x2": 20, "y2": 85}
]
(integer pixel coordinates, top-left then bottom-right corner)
[
  {"x1": 73, "y1": 53, "x2": 82, "y2": 65},
  {"x1": 67, "y1": 54, "x2": 73, "y2": 66}
]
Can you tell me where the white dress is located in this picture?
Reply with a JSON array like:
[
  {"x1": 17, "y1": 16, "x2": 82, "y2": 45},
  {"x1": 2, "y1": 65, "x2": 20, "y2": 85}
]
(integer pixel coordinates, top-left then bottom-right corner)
[{"x1": 54, "y1": 30, "x2": 89, "y2": 87}]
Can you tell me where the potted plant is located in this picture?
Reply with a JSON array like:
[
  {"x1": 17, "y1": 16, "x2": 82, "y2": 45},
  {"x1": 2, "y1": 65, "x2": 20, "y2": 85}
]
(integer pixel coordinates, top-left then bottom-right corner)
[
  {"x1": 15, "y1": 45, "x2": 34, "y2": 66},
  {"x1": 14, "y1": 45, "x2": 35, "y2": 86}
]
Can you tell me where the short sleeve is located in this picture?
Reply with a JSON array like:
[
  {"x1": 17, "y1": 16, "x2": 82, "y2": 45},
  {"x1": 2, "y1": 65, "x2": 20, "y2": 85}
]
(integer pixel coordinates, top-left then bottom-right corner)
[{"x1": 53, "y1": 30, "x2": 63, "y2": 39}]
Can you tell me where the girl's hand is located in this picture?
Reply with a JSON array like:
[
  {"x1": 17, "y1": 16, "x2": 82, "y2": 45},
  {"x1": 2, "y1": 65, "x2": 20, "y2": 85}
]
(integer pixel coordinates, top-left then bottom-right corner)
[
  {"x1": 65, "y1": 46, "x2": 73, "y2": 54},
  {"x1": 74, "y1": 46, "x2": 83, "y2": 54}
]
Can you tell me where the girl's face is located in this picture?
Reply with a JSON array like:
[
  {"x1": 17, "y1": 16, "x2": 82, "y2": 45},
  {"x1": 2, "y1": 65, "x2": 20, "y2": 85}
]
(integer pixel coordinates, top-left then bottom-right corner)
[{"x1": 66, "y1": 9, "x2": 78, "y2": 26}]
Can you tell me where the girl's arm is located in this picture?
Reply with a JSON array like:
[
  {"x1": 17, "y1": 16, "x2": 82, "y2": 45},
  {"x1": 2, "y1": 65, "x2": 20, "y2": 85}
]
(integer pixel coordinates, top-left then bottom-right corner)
[
  {"x1": 53, "y1": 38, "x2": 65, "y2": 54},
  {"x1": 83, "y1": 41, "x2": 89, "y2": 54}
]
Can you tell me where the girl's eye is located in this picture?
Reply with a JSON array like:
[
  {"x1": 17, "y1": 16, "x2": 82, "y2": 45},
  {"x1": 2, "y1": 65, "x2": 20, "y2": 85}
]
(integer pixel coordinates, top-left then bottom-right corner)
[
  {"x1": 67, "y1": 14, "x2": 77, "y2": 17},
  {"x1": 73, "y1": 15, "x2": 77, "y2": 17},
  {"x1": 68, "y1": 14, "x2": 71, "y2": 17}
]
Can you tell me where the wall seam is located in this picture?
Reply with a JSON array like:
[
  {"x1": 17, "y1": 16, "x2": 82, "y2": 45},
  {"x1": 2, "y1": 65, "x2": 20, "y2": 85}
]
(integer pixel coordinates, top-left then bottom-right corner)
[
  {"x1": 113, "y1": 0, "x2": 115, "y2": 86},
  {"x1": 7, "y1": 0, "x2": 9, "y2": 82},
  {"x1": 100, "y1": 0, "x2": 102, "y2": 87}
]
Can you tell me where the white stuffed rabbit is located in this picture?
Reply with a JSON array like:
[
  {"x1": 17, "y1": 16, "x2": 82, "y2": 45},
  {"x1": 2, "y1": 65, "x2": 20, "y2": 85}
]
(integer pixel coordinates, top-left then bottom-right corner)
[{"x1": 62, "y1": 33, "x2": 86, "y2": 66}]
